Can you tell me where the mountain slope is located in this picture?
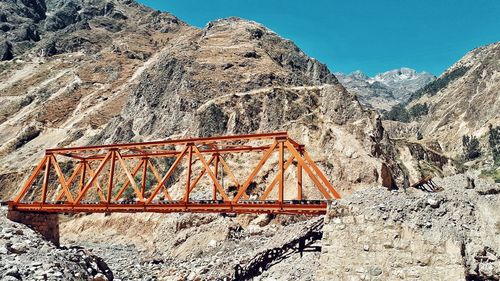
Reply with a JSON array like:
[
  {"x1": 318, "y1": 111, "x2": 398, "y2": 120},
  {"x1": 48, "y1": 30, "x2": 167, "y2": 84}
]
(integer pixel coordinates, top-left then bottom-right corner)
[
  {"x1": 0, "y1": 0, "x2": 191, "y2": 198},
  {"x1": 399, "y1": 42, "x2": 500, "y2": 158},
  {"x1": 93, "y1": 17, "x2": 337, "y2": 143},
  {"x1": 91, "y1": 17, "x2": 396, "y2": 196},
  {"x1": 336, "y1": 68, "x2": 435, "y2": 111}
]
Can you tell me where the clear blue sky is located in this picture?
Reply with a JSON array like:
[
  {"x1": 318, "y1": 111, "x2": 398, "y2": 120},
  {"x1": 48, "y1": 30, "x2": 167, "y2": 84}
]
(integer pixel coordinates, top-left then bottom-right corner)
[{"x1": 139, "y1": 0, "x2": 500, "y2": 76}]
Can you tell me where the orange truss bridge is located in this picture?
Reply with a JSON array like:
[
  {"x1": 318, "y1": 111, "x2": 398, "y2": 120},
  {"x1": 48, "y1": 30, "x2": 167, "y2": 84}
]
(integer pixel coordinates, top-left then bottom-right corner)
[{"x1": 8, "y1": 132, "x2": 340, "y2": 215}]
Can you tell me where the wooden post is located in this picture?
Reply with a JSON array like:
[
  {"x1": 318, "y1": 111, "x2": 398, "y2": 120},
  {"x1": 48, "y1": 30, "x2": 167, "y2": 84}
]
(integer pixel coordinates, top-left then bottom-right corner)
[
  {"x1": 80, "y1": 160, "x2": 86, "y2": 192},
  {"x1": 297, "y1": 162, "x2": 302, "y2": 200}
]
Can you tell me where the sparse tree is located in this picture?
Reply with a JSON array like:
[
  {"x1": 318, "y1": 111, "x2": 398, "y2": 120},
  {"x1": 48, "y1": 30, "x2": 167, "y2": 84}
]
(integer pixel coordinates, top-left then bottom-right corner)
[
  {"x1": 489, "y1": 125, "x2": 500, "y2": 165},
  {"x1": 462, "y1": 135, "x2": 481, "y2": 160},
  {"x1": 384, "y1": 104, "x2": 410, "y2": 122},
  {"x1": 409, "y1": 103, "x2": 429, "y2": 119}
]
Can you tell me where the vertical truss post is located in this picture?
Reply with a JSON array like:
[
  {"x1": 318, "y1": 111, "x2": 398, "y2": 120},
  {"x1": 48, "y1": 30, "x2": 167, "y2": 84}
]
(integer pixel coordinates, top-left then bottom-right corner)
[
  {"x1": 297, "y1": 145, "x2": 303, "y2": 200},
  {"x1": 278, "y1": 140, "x2": 285, "y2": 204},
  {"x1": 185, "y1": 145, "x2": 193, "y2": 203},
  {"x1": 41, "y1": 154, "x2": 52, "y2": 203},
  {"x1": 213, "y1": 154, "x2": 219, "y2": 201},
  {"x1": 79, "y1": 160, "x2": 86, "y2": 192},
  {"x1": 107, "y1": 150, "x2": 116, "y2": 203},
  {"x1": 141, "y1": 158, "x2": 148, "y2": 198}
]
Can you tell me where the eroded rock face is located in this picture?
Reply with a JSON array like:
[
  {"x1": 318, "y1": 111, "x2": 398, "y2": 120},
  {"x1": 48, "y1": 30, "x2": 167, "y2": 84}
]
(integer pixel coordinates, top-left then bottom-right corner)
[
  {"x1": 93, "y1": 17, "x2": 337, "y2": 143},
  {"x1": 0, "y1": 0, "x2": 183, "y2": 58},
  {"x1": 0, "y1": 0, "x2": 189, "y2": 198}
]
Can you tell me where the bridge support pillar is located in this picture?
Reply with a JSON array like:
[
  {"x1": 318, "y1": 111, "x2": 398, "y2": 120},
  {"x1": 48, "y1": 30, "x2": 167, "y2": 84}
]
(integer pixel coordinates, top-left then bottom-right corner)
[{"x1": 7, "y1": 210, "x2": 60, "y2": 247}]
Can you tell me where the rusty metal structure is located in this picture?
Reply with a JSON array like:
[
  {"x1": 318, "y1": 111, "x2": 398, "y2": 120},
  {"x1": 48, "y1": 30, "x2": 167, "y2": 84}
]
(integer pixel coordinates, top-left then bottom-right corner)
[{"x1": 9, "y1": 132, "x2": 340, "y2": 215}]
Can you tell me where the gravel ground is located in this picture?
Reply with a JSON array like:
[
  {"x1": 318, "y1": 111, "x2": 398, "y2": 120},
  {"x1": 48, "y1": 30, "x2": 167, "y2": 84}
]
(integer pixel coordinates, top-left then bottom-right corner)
[{"x1": 0, "y1": 208, "x2": 112, "y2": 281}]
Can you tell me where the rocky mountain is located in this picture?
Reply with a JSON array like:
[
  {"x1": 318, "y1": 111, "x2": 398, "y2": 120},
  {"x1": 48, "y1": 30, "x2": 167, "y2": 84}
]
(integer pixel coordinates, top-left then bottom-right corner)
[
  {"x1": 0, "y1": 0, "x2": 189, "y2": 199},
  {"x1": 0, "y1": 0, "x2": 404, "y2": 201},
  {"x1": 335, "y1": 68, "x2": 435, "y2": 111},
  {"x1": 384, "y1": 42, "x2": 500, "y2": 163}
]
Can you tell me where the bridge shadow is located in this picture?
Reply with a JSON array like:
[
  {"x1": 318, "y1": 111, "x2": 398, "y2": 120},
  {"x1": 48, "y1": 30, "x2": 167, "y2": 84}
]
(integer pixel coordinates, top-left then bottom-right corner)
[{"x1": 232, "y1": 220, "x2": 323, "y2": 280}]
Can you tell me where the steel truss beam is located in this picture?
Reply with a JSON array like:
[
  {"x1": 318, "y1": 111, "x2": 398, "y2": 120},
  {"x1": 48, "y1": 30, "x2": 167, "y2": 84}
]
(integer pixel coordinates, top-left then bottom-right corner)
[{"x1": 9, "y1": 132, "x2": 340, "y2": 215}]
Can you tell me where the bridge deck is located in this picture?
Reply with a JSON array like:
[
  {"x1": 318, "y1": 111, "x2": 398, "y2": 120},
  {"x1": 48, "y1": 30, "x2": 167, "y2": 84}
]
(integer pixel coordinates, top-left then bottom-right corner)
[{"x1": 9, "y1": 200, "x2": 328, "y2": 215}]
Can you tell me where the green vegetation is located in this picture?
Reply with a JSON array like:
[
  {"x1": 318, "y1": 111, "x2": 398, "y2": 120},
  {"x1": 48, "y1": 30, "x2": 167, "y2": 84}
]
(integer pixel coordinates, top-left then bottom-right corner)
[
  {"x1": 408, "y1": 66, "x2": 470, "y2": 102},
  {"x1": 0, "y1": 62, "x2": 10, "y2": 74},
  {"x1": 384, "y1": 103, "x2": 428, "y2": 123},
  {"x1": 384, "y1": 104, "x2": 410, "y2": 122},
  {"x1": 462, "y1": 135, "x2": 481, "y2": 160},
  {"x1": 112, "y1": 170, "x2": 157, "y2": 201},
  {"x1": 409, "y1": 103, "x2": 429, "y2": 119},
  {"x1": 480, "y1": 125, "x2": 500, "y2": 183},
  {"x1": 113, "y1": 181, "x2": 137, "y2": 200},
  {"x1": 111, "y1": 157, "x2": 177, "y2": 201},
  {"x1": 480, "y1": 168, "x2": 500, "y2": 183},
  {"x1": 489, "y1": 125, "x2": 500, "y2": 165}
]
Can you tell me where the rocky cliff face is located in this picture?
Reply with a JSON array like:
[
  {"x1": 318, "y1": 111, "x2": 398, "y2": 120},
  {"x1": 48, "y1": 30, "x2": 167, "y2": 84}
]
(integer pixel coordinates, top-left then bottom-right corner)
[
  {"x1": 336, "y1": 68, "x2": 435, "y2": 112},
  {"x1": 0, "y1": 0, "x2": 183, "y2": 60},
  {"x1": 0, "y1": 0, "x2": 191, "y2": 199},
  {"x1": 93, "y1": 17, "x2": 337, "y2": 143}
]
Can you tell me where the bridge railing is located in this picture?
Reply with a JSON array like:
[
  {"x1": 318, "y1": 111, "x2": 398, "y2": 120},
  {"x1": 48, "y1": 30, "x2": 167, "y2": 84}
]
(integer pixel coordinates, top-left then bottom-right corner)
[{"x1": 9, "y1": 132, "x2": 340, "y2": 214}]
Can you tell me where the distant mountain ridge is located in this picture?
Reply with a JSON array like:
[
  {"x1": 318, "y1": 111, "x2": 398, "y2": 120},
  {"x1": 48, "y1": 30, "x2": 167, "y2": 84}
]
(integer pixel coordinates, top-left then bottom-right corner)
[{"x1": 335, "y1": 68, "x2": 435, "y2": 111}]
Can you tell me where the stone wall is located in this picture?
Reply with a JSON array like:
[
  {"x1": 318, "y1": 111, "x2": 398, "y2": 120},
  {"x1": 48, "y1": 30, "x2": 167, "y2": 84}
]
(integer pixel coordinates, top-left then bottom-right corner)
[
  {"x1": 7, "y1": 210, "x2": 59, "y2": 247},
  {"x1": 316, "y1": 202, "x2": 466, "y2": 281}
]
